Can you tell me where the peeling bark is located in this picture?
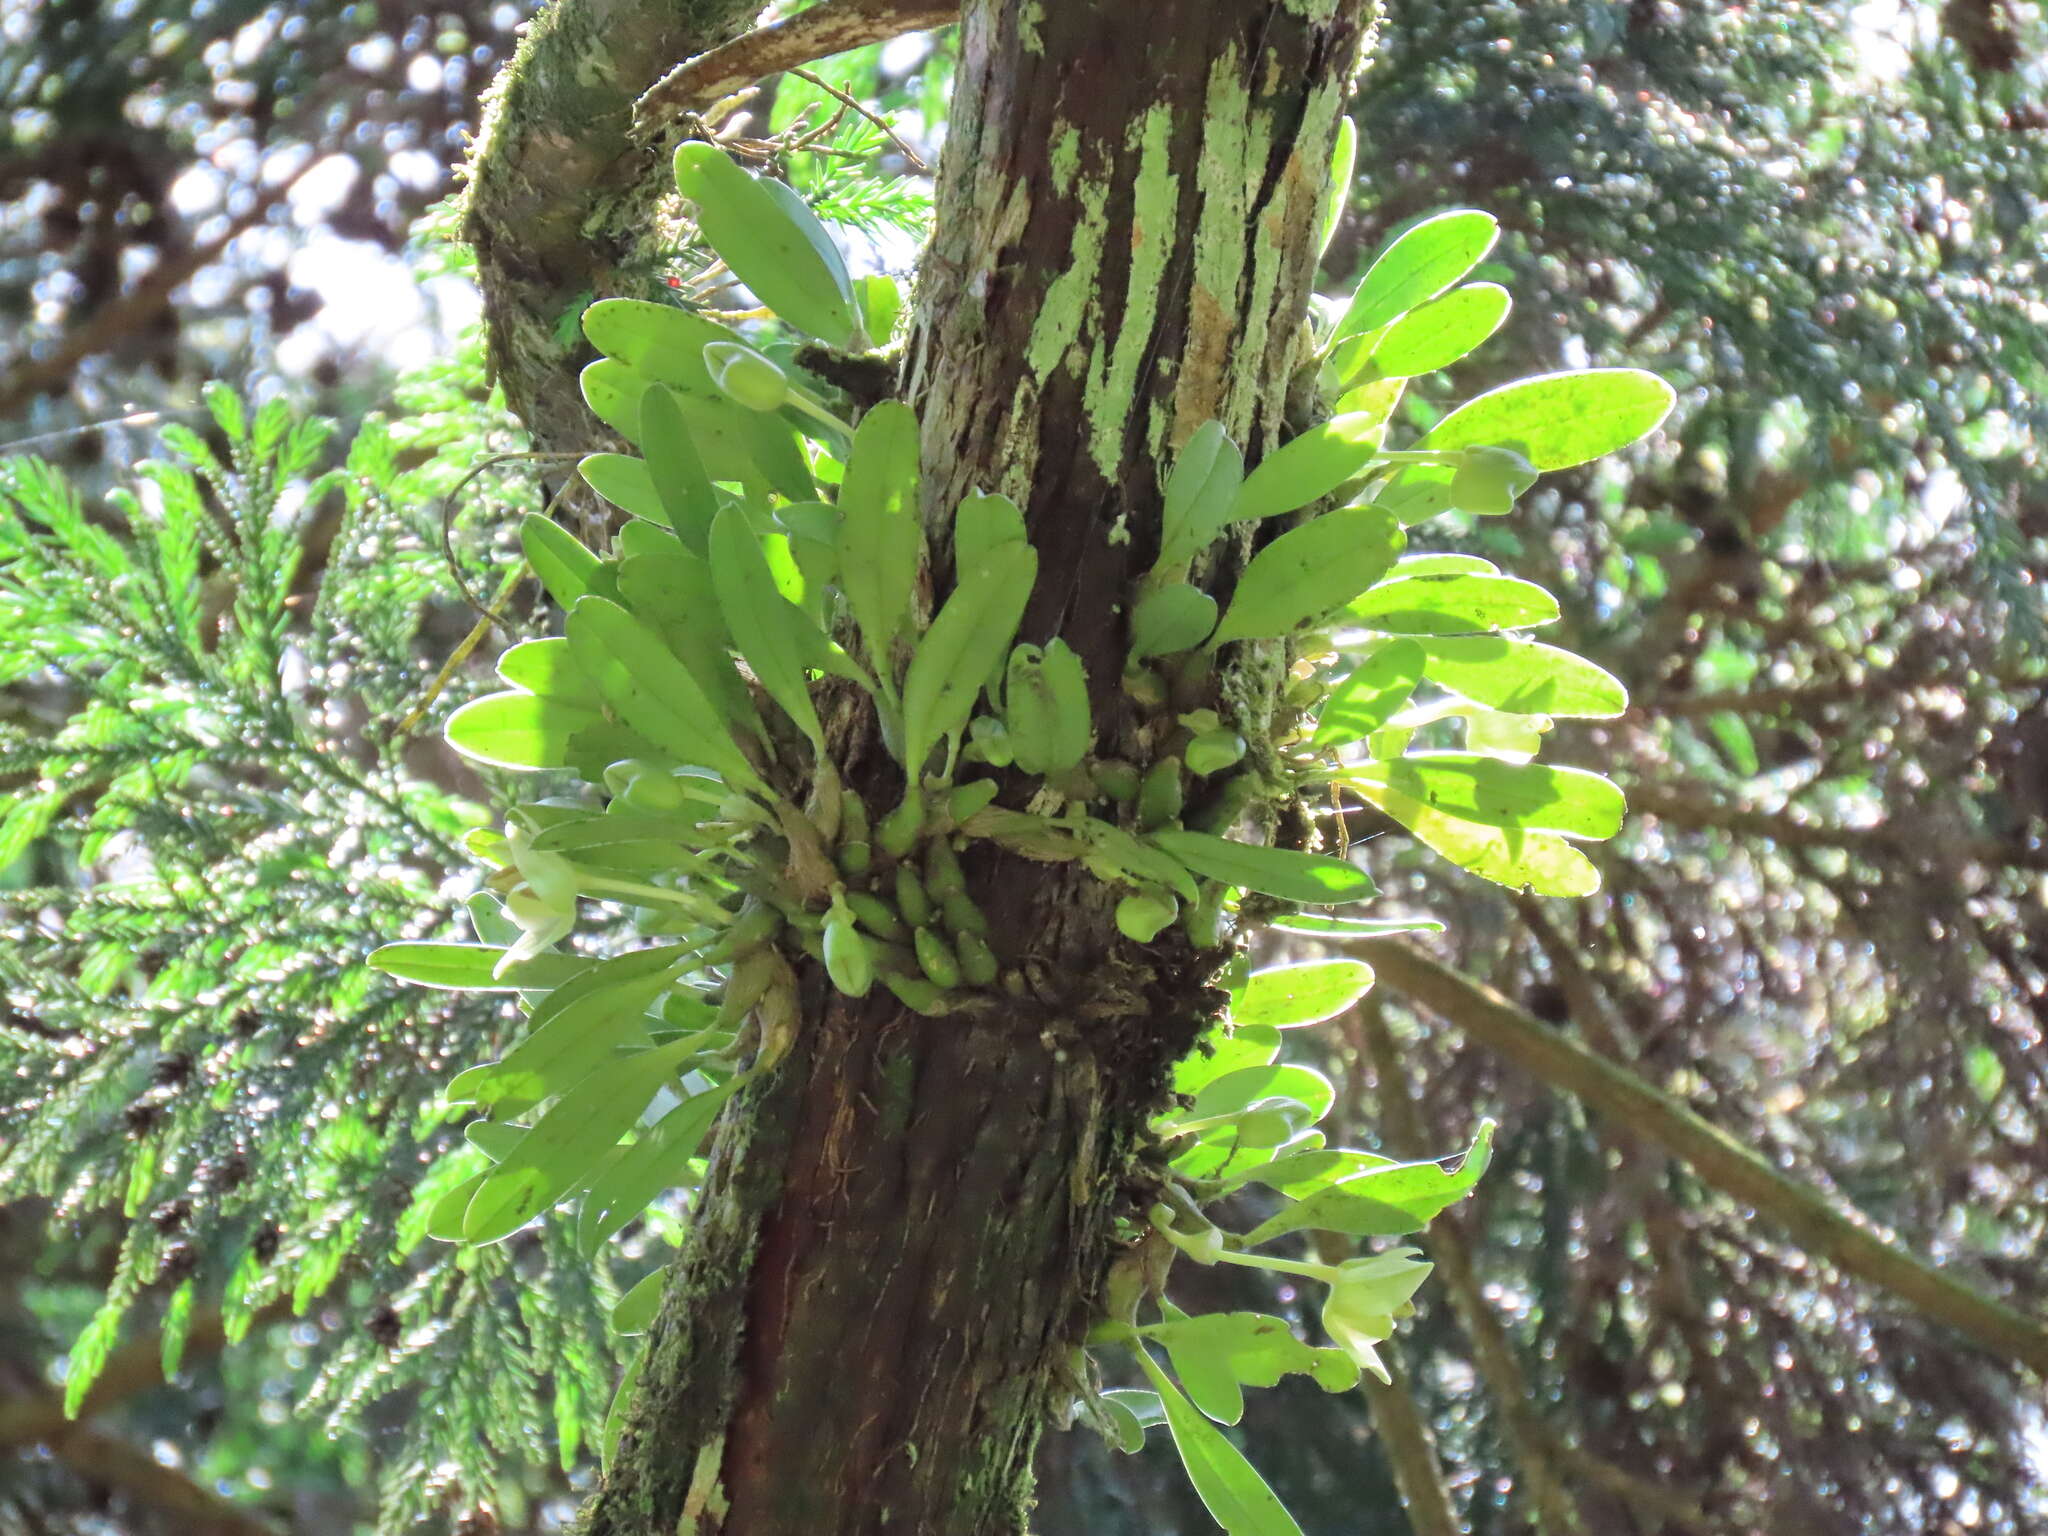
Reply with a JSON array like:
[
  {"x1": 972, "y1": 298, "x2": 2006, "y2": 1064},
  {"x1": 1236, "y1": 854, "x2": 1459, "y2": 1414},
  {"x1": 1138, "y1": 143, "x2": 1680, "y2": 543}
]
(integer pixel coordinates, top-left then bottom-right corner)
[{"x1": 559, "y1": 3, "x2": 1371, "y2": 1533}]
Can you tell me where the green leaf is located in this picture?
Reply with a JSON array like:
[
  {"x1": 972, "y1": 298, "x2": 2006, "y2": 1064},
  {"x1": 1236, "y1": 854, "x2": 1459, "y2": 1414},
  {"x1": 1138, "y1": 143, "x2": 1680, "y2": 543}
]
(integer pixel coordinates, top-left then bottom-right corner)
[
  {"x1": 1241, "y1": 1122, "x2": 1494, "y2": 1246},
  {"x1": 582, "y1": 299, "x2": 739, "y2": 395},
  {"x1": 1319, "y1": 117, "x2": 1356, "y2": 260},
  {"x1": 63, "y1": 1290, "x2": 131, "y2": 1418},
  {"x1": 615, "y1": 523, "x2": 765, "y2": 739},
  {"x1": 578, "y1": 1080, "x2": 737, "y2": 1256},
  {"x1": 1076, "y1": 818, "x2": 1200, "y2": 903},
  {"x1": 602, "y1": 1346, "x2": 644, "y2": 1470},
  {"x1": 466, "y1": 1120, "x2": 528, "y2": 1162},
  {"x1": 1420, "y1": 368, "x2": 1675, "y2": 470},
  {"x1": 837, "y1": 401, "x2": 923, "y2": 672},
  {"x1": 639, "y1": 385, "x2": 722, "y2": 551},
  {"x1": 1393, "y1": 553, "x2": 1497, "y2": 576},
  {"x1": 1417, "y1": 635, "x2": 1628, "y2": 718},
  {"x1": 901, "y1": 541, "x2": 1038, "y2": 776},
  {"x1": 1706, "y1": 710, "x2": 1760, "y2": 777},
  {"x1": 580, "y1": 362, "x2": 763, "y2": 481},
  {"x1": 497, "y1": 637, "x2": 588, "y2": 697},
  {"x1": 730, "y1": 403, "x2": 818, "y2": 504},
  {"x1": 160, "y1": 1280, "x2": 196, "y2": 1379},
  {"x1": 854, "y1": 272, "x2": 903, "y2": 344},
  {"x1": 1366, "y1": 282, "x2": 1511, "y2": 379},
  {"x1": 579, "y1": 452, "x2": 668, "y2": 523},
  {"x1": 1149, "y1": 830, "x2": 1376, "y2": 906},
  {"x1": 1173, "y1": 1024, "x2": 1281, "y2": 1097},
  {"x1": 1232, "y1": 960, "x2": 1375, "y2": 1029},
  {"x1": 1231, "y1": 414, "x2": 1383, "y2": 524},
  {"x1": 1348, "y1": 753, "x2": 1625, "y2": 839},
  {"x1": 1346, "y1": 572, "x2": 1559, "y2": 635},
  {"x1": 369, "y1": 942, "x2": 589, "y2": 993},
  {"x1": 568, "y1": 597, "x2": 770, "y2": 795},
  {"x1": 710, "y1": 505, "x2": 828, "y2": 750},
  {"x1": 1225, "y1": 1147, "x2": 1397, "y2": 1197},
  {"x1": 1212, "y1": 508, "x2": 1402, "y2": 645},
  {"x1": 445, "y1": 944, "x2": 694, "y2": 1114},
  {"x1": 1134, "y1": 1349, "x2": 1305, "y2": 1536},
  {"x1": 1140, "y1": 1312, "x2": 1360, "y2": 1425},
  {"x1": 1267, "y1": 912, "x2": 1443, "y2": 939},
  {"x1": 463, "y1": 1034, "x2": 700, "y2": 1245},
  {"x1": 1098, "y1": 1390, "x2": 1155, "y2": 1452},
  {"x1": 1357, "y1": 781, "x2": 1601, "y2": 896},
  {"x1": 673, "y1": 143, "x2": 857, "y2": 347},
  {"x1": 1311, "y1": 639, "x2": 1424, "y2": 749},
  {"x1": 1129, "y1": 583, "x2": 1219, "y2": 660},
  {"x1": 1334, "y1": 209, "x2": 1498, "y2": 342},
  {"x1": 521, "y1": 515, "x2": 604, "y2": 608},
  {"x1": 1159, "y1": 421, "x2": 1243, "y2": 568},
  {"x1": 610, "y1": 1270, "x2": 666, "y2": 1337},
  {"x1": 1185, "y1": 1063, "x2": 1335, "y2": 1131},
  {"x1": 758, "y1": 176, "x2": 860, "y2": 336},
  {"x1": 1003, "y1": 639, "x2": 1091, "y2": 776},
  {"x1": 445, "y1": 691, "x2": 599, "y2": 771},
  {"x1": 955, "y1": 491, "x2": 1027, "y2": 574}
]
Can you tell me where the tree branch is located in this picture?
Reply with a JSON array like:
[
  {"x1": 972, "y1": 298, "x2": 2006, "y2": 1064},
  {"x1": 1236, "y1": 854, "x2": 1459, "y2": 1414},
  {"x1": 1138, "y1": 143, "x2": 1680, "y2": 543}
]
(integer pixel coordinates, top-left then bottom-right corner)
[
  {"x1": 11, "y1": 1406, "x2": 278, "y2": 1536},
  {"x1": 461, "y1": 0, "x2": 769, "y2": 455},
  {"x1": 1358, "y1": 1368, "x2": 1462, "y2": 1536},
  {"x1": 0, "y1": 182, "x2": 294, "y2": 419},
  {"x1": 0, "y1": 1301, "x2": 293, "y2": 1449},
  {"x1": 1356, "y1": 939, "x2": 2048, "y2": 1378},
  {"x1": 634, "y1": 0, "x2": 959, "y2": 129}
]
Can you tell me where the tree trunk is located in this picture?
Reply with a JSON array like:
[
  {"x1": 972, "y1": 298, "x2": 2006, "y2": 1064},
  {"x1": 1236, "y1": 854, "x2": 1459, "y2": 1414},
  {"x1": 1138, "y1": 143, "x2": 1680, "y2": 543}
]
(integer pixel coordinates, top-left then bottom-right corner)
[{"x1": 578, "y1": 3, "x2": 1371, "y2": 1532}]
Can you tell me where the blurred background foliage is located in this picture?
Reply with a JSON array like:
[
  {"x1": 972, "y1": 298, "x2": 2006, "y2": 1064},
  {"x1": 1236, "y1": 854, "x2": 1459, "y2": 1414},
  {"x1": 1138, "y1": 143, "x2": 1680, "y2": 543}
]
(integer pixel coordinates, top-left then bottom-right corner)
[{"x1": 2, "y1": 1, "x2": 2045, "y2": 1533}]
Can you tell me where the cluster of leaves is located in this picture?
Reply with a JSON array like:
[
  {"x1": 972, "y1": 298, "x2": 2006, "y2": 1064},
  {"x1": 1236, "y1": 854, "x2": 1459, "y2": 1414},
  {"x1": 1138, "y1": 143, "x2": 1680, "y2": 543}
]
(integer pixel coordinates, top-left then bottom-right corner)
[{"x1": 368, "y1": 141, "x2": 1666, "y2": 1532}]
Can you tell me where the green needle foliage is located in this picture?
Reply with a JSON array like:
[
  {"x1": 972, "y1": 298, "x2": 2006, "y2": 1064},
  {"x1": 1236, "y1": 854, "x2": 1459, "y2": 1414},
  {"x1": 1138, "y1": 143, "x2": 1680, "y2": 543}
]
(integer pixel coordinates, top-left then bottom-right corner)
[{"x1": 0, "y1": 376, "x2": 631, "y2": 1531}]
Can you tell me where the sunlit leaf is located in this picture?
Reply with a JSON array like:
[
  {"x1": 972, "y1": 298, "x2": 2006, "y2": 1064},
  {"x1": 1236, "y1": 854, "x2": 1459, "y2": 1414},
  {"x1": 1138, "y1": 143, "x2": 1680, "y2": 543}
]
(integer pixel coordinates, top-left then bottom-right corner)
[
  {"x1": 1231, "y1": 960, "x2": 1375, "y2": 1028},
  {"x1": 1333, "y1": 210, "x2": 1498, "y2": 342},
  {"x1": 1420, "y1": 368, "x2": 1675, "y2": 470}
]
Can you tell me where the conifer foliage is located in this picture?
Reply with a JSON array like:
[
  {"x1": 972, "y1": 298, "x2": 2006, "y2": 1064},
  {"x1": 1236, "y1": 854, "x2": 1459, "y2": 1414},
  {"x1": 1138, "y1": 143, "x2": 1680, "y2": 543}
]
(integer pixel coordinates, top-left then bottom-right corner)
[{"x1": 0, "y1": 380, "x2": 626, "y2": 1528}]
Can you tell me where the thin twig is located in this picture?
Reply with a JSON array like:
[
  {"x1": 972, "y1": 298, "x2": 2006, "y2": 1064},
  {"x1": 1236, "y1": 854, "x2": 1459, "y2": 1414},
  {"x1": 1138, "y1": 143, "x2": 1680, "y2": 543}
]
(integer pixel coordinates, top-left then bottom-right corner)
[
  {"x1": 398, "y1": 456, "x2": 584, "y2": 737},
  {"x1": 634, "y1": 0, "x2": 959, "y2": 133},
  {"x1": 435, "y1": 450, "x2": 580, "y2": 622},
  {"x1": 790, "y1": 66, "x2": 929, "y2": 172},
  {"x1": 0, "y1": 182, "x2": 296, "y2": 417}
]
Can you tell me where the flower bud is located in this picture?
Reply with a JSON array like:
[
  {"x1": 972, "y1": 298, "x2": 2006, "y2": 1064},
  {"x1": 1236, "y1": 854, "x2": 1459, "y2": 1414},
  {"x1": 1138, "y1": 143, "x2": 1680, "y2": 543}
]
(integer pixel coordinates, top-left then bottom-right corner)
[{"x1": 703, "y1": 340, "x2": 790, "y2": 412}]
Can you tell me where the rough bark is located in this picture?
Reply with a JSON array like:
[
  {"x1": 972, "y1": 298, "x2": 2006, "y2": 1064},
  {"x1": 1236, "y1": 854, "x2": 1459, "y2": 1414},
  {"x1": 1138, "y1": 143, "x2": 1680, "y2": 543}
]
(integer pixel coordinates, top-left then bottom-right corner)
[{"x1": 573, "y1": 4, "x2": 1371, "y2": 1533}]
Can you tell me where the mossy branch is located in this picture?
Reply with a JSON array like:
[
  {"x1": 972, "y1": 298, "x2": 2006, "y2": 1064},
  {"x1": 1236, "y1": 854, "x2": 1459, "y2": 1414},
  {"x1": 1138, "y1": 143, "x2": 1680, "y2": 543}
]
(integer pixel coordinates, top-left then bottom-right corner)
[
  {"x1": 462, "y1": 0, "x2": 765, "y2": 450},
  {"x1": 8, "y1": 1407, "x2": 279, "y2": 1536}
]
